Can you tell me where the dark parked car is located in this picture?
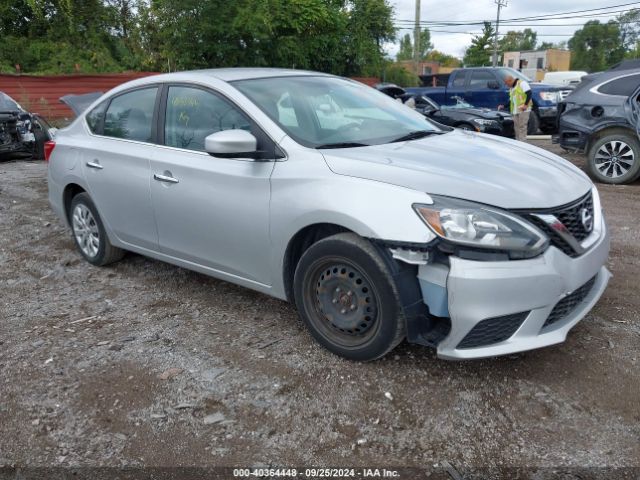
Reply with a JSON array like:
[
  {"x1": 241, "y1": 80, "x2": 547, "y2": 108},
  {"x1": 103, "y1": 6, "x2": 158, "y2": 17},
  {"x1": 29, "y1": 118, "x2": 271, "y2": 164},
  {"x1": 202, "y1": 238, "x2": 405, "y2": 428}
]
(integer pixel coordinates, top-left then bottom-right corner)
[
  {"x1": 557, "y1": 64, "x2": 640, "y2": 184},
  {"x1": 404, "y1": 67, "x2": 570, "y2": 134},
  {"x1": 376, "y1": 84, "x2": 514, "y2": 137},
  {"x1": 0, "y1": 92, "x2": 53, "y2": 161}
]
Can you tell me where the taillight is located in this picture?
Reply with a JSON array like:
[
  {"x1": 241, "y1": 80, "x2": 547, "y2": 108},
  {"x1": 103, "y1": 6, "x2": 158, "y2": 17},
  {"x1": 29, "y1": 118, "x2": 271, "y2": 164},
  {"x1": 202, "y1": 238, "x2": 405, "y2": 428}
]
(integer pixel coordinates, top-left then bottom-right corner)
[{"x1": 44, "y1": 141, "x2": 56, "y2": 162}]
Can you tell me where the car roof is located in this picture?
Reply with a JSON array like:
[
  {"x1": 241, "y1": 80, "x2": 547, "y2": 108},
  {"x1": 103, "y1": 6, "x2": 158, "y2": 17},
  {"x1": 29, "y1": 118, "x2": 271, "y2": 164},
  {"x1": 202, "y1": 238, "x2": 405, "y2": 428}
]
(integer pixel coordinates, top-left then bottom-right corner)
[{"x1": 161, "y1": 68, "x2": 330, "y2": 82}]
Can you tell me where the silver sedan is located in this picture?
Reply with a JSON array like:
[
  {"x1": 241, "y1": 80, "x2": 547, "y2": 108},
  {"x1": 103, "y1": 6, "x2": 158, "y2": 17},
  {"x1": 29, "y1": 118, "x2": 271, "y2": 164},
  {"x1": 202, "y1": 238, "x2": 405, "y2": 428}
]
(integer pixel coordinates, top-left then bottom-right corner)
[{"x1": 47, "y1": 69, "x2": 610, "y2": 361}]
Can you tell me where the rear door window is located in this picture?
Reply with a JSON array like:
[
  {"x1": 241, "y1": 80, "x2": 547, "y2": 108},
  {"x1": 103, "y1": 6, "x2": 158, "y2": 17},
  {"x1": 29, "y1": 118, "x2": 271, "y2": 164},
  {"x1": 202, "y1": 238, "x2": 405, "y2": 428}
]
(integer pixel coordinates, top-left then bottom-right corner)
[
  {"x1": 452, "y1": 72, "x2": 467, "y2": 87},
  {"x1": 103, "y1": 87, "x2": 158, "y2": 142},
  {"x1": 469, "y1": 71, "x2": 497, "y2": 88},
  {"x1": 164, "y1": 86, "x2": 251, "y2": 152}
]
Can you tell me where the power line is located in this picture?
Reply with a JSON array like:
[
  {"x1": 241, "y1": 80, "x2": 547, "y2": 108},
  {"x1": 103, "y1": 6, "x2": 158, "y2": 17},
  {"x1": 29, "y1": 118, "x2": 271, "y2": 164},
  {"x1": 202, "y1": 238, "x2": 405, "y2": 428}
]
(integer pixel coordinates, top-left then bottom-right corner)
[
  {"x1": 395, "y1": 27, "x2": 576, "y2": 36},
  {"x1": 394, "y1": 2, "x2": 640, "y2": 25}
]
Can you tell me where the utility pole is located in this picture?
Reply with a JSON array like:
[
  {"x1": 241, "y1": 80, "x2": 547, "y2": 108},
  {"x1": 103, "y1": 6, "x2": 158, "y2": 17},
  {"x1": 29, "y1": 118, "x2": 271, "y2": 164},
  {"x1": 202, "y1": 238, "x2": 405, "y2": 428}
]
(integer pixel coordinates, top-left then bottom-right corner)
[
  {"x1": 492, "y1": 0, "x2": 507, "y2": 67},
  {"x1": 414, "y1": 0, "x2": 421, "y2": 75}
]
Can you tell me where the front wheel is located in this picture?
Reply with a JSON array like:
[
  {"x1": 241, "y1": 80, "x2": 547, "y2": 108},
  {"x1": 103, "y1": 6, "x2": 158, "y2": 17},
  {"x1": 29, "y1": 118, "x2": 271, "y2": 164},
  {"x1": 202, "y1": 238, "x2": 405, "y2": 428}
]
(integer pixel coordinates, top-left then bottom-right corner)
[
  {"x1": 587, "y1": 131, "x2": 640, "y2": 184},
  {"x1": 293, "y1": 233, "x2": 405, "y2": 361}
]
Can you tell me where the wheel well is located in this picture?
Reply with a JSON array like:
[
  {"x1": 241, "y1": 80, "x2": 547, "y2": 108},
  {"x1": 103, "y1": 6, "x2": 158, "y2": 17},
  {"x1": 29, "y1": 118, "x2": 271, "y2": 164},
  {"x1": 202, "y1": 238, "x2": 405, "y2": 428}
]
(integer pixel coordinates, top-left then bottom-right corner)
[
  {"x1": 63, "y1": 184, "x2": 86, "y2": 223},
  {"x1": 587, "y1": 126, "x2": 636, "y2": 153},
  {"x1": 283, "y1": 223, "x2": 351, "y2": 303}
]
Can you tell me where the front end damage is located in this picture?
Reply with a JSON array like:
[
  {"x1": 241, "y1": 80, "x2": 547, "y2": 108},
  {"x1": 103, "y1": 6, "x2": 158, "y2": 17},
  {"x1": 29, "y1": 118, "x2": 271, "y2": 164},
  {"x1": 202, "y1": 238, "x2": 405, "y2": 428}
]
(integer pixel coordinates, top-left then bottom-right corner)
[
  {"x1": 0, "y1": 110, "x2": 37, "y2": 160},
  {"x1": 378, "y1": 190, "x2": 611, "y2": 360}
]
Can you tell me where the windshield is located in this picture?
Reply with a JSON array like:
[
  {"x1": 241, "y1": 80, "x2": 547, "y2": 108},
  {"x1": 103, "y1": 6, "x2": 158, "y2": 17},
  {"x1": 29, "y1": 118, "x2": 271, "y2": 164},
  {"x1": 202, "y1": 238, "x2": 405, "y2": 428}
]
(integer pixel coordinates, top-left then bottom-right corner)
[
  {"x1": 0, "y1": 92, "x2": 22, "y2": 112},
  {"x1": 232, "y1": 76, "x2": 441, "y2": 148},
  {"x1": 496, "y1": 68, "x2": 532, "y2": 83},
  {"x1": 441, "y1": 96, "x2": 474, "y2": 109}
]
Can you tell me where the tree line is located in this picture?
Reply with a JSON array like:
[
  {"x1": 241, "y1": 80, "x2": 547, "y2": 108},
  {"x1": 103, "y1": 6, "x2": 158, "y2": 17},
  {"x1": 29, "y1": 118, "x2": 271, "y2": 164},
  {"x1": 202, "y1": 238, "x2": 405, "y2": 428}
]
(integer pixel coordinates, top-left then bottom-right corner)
[
  {"x1": 0, "y1": 0, "x2": 395, "y2": 76},
  {"x1": 461, "y1": 9, "x2": 640, "y2": 72}
]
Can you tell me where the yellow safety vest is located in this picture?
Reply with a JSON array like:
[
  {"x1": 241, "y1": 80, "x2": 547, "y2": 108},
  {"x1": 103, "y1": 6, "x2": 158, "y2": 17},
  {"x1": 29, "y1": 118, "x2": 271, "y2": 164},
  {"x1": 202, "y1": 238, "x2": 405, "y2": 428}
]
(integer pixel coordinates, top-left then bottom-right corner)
[{"x1": 509, "y1": 80, "x2": 532, "y2": 114}]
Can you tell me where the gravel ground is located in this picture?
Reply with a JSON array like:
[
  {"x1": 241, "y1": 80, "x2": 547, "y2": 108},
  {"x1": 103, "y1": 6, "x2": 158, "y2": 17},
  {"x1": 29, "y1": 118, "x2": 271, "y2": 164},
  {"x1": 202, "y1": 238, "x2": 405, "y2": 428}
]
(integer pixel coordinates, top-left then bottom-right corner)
[{"x1": 0, "y1": 141, "x2": 638, "y2": 478}]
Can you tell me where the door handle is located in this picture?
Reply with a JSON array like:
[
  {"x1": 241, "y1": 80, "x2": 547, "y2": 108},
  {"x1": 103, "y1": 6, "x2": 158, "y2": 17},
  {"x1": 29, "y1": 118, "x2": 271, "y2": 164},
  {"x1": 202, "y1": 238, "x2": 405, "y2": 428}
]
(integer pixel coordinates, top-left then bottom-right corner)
[
  {"x1": 153, "y1": 173, "x2": 179, "y2": 184},
  {"x1": 86, "y1": 161, "x2": 103, "y2": 170}
]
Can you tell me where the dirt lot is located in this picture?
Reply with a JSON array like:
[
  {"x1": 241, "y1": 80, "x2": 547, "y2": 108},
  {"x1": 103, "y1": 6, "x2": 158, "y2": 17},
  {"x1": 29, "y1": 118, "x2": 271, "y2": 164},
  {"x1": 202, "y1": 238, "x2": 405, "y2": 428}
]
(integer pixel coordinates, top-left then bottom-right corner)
[{"x1": 0, "y1": 141, "x2": 638, "y2": 478}]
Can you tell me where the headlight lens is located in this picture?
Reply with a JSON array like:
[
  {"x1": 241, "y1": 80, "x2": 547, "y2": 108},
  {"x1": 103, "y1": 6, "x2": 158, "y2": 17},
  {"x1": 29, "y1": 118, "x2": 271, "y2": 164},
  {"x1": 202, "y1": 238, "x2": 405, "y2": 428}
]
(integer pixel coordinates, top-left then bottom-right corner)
[
  {"x1": 414, "y1": 196, "x2": 548, "y2": 255},
  {"x1": 539, "y1": 91, "x2": 559, "y2": 102},
  {"x1": 473, "y1": 118, "x2": 499, "y2": 126}
]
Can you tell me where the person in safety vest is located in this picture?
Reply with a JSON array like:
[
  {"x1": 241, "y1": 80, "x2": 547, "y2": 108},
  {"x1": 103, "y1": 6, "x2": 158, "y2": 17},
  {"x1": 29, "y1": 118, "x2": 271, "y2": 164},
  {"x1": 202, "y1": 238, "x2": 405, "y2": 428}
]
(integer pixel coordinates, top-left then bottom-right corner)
[{"x1": 504, "y1": 75, "x2": 532, "y2": 142}]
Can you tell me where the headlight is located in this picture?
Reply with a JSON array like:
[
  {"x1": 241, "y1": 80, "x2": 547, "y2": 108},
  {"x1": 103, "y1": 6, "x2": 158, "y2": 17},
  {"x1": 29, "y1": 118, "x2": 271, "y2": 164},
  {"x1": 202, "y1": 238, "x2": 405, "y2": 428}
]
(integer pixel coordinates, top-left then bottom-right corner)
[
  {"x1": 472, "y1": 118, "x2": 499, "y2": 126},
  {"x1": 539, "y1": 91, "x2": 559, "y2": 102},
  {"x1": 414, "y1": 196, "x2": 548, "y2": 256}
]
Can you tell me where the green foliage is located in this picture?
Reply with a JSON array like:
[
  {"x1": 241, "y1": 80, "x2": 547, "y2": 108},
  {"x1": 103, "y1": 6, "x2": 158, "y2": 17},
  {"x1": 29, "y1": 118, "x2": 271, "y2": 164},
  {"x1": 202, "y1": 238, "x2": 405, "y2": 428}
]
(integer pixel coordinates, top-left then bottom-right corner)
[
  {"x1": 499, "y1": 29, "x2": 537, "y2": 52},
  {"x1": 568, "y1": 20, "x2": 625, "y2": 72},
  {"x1": 395, "y1": 28, "x2": 432, "y2": 62},
  {"x1": 463, "y1": 21, "x2": 495, "y2": 67},
  {"x1": 383, "y1": 63, "x2": 419, "y2": 87},
  {"x1": 396, "y1": 34, "x2": 413, "y2": 61},
  {"x1": 424, "y1": 50, "x2": 461, "y2": 68},
  {"x1": 617, "y1": 8, "x2": 640, "y2": 51},
  {"x1": 0, "y1": 0, "x2": 395, "y2": 77}
]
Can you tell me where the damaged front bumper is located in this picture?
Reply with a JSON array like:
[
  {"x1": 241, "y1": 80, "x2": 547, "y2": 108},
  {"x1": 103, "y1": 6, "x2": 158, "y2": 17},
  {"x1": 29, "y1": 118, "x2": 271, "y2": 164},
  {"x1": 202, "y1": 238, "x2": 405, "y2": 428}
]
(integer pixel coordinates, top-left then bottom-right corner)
[{"x1": 392, "y1": 215, "x2": 610, "y2": 360}]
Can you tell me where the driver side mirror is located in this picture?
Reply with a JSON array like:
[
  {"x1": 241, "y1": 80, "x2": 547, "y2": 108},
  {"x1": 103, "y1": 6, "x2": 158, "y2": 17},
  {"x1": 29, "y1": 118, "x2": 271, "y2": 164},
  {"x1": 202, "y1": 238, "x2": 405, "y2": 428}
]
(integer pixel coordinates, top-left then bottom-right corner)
[
  {"x1": 487, "y1": 80, "x2": 500, "y2": 90},
  {"x1": 205, "y1": 129, "x2": 259, "y2": 159}
]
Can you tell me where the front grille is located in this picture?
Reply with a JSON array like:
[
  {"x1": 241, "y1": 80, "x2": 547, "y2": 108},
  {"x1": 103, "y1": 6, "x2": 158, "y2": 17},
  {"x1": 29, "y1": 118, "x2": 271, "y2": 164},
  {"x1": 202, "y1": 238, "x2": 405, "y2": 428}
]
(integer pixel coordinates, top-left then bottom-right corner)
[
  {"x1": 522, "y1": 192, "x2": 594, "y2": 258},
  {"x1": 457, "y1": 312, "x2": 529, "y2": 349},
  {"x1": 543, "y1": 276, "x2": 597, "y2": 329}
]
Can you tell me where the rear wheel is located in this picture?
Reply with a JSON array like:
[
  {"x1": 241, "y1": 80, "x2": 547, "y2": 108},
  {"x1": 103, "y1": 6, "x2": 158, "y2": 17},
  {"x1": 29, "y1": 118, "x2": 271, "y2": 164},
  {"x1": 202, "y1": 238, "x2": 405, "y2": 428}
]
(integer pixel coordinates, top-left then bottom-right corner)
[
  {"x1": 293, "y1": 233, "x2": 405, "y2": 361},
  {"x1": 587, "y1": 131, "x2": 640, "y2": 184},
  {"x1": 69, "y1": 193, "x2": 124, "y2": 266}
]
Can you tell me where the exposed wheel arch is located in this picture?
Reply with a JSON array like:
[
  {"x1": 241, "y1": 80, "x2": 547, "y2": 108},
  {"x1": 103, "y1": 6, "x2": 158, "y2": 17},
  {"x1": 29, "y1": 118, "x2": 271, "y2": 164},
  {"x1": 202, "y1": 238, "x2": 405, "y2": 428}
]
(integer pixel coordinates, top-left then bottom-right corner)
[
  {"x1": 283, "y1": 223, "x2": 352, "y2": 303},
  {"x1": 586, "y1": 126, "x2": 636, "y2": 154},
  {"x1": 63, "y1": 183, "x2": 87, "y2": 224}
]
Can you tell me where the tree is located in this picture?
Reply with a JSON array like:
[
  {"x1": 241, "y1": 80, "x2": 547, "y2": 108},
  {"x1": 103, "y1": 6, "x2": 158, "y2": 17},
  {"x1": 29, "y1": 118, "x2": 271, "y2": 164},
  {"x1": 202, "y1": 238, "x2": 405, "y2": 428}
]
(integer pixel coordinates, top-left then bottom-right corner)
[
  {"x1": 463, "y1": 21, "x2": 495, "y2": 66},
  {"x1": 568, "y1": 20, "x2": 625, "y2": 72},
  {"x1": 343, "y1": 0, "x2": 396, "y2": 76},
  {"x1": 424, "y1": 49, "x2": 461, "y2": 67},
  {"x1": 0, "y1": 0, "x2": 397, "y2": 76},
  {"x1": 396, "y1": 33, "x2": 413, "y2": 61},
  {"x1": 499, "y1": 28, "x2": 537, "y2": 52},
  {"x1": 395, "y1": 28, "x2": 432, "y2": 61}
]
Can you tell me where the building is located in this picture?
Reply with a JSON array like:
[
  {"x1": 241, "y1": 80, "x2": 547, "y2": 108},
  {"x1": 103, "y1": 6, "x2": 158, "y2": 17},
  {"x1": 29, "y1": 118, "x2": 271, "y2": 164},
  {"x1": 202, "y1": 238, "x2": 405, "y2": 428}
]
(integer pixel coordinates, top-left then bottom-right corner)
[
  {"x1": 502, "y1": 49, "x2": 571, "y2": 81},
  {"x1": 397, "y1": 60, "x2": 457, "y2": 76}
]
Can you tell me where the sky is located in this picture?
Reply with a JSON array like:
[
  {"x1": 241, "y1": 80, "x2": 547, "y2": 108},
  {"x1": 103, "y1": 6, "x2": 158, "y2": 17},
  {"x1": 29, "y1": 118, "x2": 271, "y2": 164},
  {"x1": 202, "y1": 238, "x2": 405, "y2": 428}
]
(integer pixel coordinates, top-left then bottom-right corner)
[{"x1": 385, "y1": 0, "x2": 634, "y2": 59}]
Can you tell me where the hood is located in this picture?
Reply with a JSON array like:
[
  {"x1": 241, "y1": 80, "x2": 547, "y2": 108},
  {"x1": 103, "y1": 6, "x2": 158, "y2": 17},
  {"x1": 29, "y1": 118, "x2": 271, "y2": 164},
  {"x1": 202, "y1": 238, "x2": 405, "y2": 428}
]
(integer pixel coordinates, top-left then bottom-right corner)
[
  {"x1": 530, "y1": 82, "x2": 564, "y2": 91},
  {"x1": 321, "y1": 130, "x2": 592, "y2": 209},
  {"x1": 59, "y1": 92, "x2": 104, "y2": 116}
]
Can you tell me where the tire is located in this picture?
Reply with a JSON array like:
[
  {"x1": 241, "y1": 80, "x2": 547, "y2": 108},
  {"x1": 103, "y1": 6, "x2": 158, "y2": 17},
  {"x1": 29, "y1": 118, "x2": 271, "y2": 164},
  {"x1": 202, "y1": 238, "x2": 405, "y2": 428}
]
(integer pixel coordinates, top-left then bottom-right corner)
[
  {"x1": 587, "y1": 130, "x2": 640, "y2": 185},
  {"x1": 293, "y1": 233, "x2": 405, "y2": 361},
  {"x1": 69, "y1": 193, "x2": 124, "y2": 266},
  {"x1": 527, "y1": 111, "x2": 540, "y2": 135}
]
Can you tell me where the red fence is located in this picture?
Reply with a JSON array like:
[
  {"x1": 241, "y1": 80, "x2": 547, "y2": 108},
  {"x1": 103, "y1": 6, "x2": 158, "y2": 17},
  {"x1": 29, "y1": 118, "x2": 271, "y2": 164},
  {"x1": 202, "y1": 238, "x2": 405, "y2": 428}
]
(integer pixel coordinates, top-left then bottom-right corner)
[
  {"x1": 0, "y1": 72, "x2": 158, "y2": 120},
  {"x1": 0, "y1": 73, "x2": 380, "y2": 120}
]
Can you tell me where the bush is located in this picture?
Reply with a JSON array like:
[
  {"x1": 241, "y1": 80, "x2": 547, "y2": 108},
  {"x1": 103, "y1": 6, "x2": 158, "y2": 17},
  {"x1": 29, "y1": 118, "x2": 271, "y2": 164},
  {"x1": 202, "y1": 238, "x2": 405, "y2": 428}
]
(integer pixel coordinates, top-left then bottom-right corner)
[{"x1": 383, "y1": 64, "x2": 420, "y2": 87}]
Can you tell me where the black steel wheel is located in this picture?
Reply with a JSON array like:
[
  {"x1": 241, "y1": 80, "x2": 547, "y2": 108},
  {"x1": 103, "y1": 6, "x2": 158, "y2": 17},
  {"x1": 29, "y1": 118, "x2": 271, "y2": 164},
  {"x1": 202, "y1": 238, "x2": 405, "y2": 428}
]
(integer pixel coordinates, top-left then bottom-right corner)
[{"x1": 293, "y1": 233, "x2": 405, "y2": 361}]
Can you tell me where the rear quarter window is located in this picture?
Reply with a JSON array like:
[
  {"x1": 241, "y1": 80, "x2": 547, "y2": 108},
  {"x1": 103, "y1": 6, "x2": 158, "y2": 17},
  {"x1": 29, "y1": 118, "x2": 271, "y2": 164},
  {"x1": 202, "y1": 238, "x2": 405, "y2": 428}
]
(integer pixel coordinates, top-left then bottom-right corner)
[
  {"x1": 86, "y1": 101, "x2": 108, "y2": 134},
  {"x1": 597, "y1": 74, "x2": 640, "y2": 96}
]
